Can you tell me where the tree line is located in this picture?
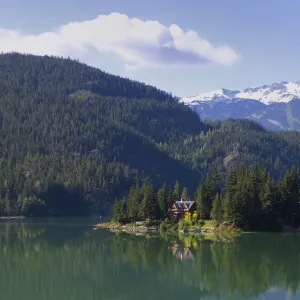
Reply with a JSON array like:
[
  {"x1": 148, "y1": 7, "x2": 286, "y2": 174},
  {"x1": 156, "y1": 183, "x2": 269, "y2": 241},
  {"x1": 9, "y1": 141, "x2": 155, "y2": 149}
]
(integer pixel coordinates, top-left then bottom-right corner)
[
  {"x1": 113, "y1": 165, "x2": 300, "y2": 231},
  {"x1": 112, "y1": 181, "x2": 190, "y2": 222}
]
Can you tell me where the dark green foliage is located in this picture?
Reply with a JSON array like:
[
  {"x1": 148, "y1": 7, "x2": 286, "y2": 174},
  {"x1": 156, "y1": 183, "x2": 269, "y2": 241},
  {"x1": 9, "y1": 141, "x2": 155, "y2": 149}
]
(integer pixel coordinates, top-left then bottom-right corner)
[
  {"x1": 127, "y1": 185, "x2": 141, "y2": 220},
  {"x1": 278, "y1": 166, "x2": 300, "y2": 226},
  {"x1": 113, "y1": 183, "x2": 171, "y2": 221},
  {"x1": 220, "y1": 165, "x2": 300, "y2": 231},
  {"x1": 181, "y1": 187, "x2": 189, "y2": 201},
  {"x1": 2, "y1": 53, "x2": 300, "y2": 218},
  {"x1": 157, "y1": 184, "x2": 168, "y2": 219},
  {"x1": 19, "y1": 196, "x2": 47, "y2": 217},
  {"x1": 195, "y1": 173, "x2": 216, "y2": 220},
  {"x1": 112, "y1": 198, "x2": 127, "y2": 222},
  {"x1": 210, "y1": 193, "x2": 223, "y2": 225},
  {"x1": 171, "y1": 120, "x2": 300, "y2": 179},
  {"x1": 39, "y1": 183, "x2": 88, "y2": 216},
  {"x1": 208, "y1": 165, "x2": 300, "y2": 230},
  {"x1": 195, "y1": 182, "x2": 208, "y2": 219},
  {"x1": 115, "y1": 165, "x2": 300, "y2": 231},
  {"x1": 173, "y1": 181, "x2": 181, "y2": 201},
  {"x1": 140, "y1": 184, "x2": 156, "y2": 219},
  {"x1": 0, "y1": 53, "x2": 204, "y2": 216}
]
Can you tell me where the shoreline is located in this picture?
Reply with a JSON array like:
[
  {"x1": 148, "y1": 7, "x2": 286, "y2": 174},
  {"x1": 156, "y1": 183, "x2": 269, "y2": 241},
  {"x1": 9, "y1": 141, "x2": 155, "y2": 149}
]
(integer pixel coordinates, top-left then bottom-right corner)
[
  {"x1": 0, "y1": 216, "x2": 26, "y2": 220},
  {"x1": 93, "y1": 222, "x2": 242, "y2": 243},
  {"x1": 1, "y1": 217, "x2": 298, "y2": 234},
  {"x1": 93, "y1": 221, "x2": 239, "y2": 235}
]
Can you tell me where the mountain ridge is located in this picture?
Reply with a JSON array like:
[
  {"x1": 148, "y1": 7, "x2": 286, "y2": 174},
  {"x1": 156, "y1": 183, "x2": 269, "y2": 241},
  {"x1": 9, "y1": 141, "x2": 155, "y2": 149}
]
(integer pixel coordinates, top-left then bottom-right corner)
[
  {"x1": 181, "y1": 81, "x2": 300, "y2": 130},
  {"x1": 182, "y1": 81, "x2": 300, "y2": 105}
]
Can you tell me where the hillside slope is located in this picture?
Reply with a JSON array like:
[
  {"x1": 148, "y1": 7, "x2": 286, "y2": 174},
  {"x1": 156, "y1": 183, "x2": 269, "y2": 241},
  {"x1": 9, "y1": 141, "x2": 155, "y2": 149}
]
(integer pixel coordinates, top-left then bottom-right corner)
[
  {"x1": 1, "y1": 53, "x2": 300, "y2": 216},
  {"x1": 0, "y1": 53, "x2": 205, "y2": 215}
]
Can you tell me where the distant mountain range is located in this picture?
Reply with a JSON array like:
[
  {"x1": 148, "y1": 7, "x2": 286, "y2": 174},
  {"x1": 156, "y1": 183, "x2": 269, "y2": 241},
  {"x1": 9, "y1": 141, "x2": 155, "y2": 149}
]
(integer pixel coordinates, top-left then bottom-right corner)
[{"x1": 181, "y1": 81, "x2": 300, "y2": 130}]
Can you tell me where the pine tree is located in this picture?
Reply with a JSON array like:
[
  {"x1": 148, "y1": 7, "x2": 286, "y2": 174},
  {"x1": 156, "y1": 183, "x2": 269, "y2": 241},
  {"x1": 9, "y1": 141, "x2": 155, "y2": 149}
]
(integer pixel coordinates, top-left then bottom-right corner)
[
  {"x1": 223, "y1": 169, "x2": 238, "y2": 223},
  {"x1": 248, "y1": 166, "x2": 264, "y2": 225},
  {"x1": 173, "y1": 181, "x2": 181, "y2": 202},
  {"x1": 210, "y1": 193, "x2": 223, "y2": 225},
  {"x1": 141, "y1": 184, "x2": 156, "y2": 219},
  {"x1": 195, "y1": 181, "x2": 209, "y2": 219},
  {"x1": 261, "y1": 175, "x2": 274, "y2": 212},
  {"x1": 157, "y1": 184, "x2": 167, "y2": 219},
  {"x1": 112, "y1": 198, "x2": 127, "y2": 222},
  {"x1": 205, "y1": 174, "x2": 217, "y2": 215},
  {"x1": 127, "y1": 185, "x2": 140, "y2": 220},
  {"x1": 181, "y1": 187, "x2": 189, "y2": 201},
  {"x1": 4, "y1": 194, "x2": 12, "y2": 216},
  {"x1": 279, "y1": 166, "x2": 300, "y2": 226},
  {"x1": 166, "y1": 186, "x2": 174, "y2": 207},
  {"x1": 224, "y1": 167, "x2": 253, "y2": 227},
  {"x1": 261, "y1": 176, "x2": 281, "y2": 231}
]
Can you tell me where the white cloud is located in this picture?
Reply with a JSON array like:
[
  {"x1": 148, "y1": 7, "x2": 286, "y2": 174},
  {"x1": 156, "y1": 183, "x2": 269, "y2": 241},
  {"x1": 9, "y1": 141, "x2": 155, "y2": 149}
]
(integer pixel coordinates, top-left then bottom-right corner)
[{"x1": 0, "y1": 13, "x2": 239, "y2": 69}]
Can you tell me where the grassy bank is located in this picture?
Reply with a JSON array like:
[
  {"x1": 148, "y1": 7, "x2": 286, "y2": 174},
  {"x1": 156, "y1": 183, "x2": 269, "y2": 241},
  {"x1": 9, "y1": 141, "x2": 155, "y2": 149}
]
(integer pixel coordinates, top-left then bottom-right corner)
[{"x1": 94, "y1": 219, "x2": 242, "y2": 236}]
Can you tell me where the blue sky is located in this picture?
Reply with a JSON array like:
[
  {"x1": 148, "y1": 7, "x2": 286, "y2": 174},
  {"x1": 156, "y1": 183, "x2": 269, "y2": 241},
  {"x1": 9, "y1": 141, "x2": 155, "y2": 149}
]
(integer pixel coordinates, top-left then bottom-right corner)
[{"x1": 1, "y1": 0, "x2": 300, "y2": 96}]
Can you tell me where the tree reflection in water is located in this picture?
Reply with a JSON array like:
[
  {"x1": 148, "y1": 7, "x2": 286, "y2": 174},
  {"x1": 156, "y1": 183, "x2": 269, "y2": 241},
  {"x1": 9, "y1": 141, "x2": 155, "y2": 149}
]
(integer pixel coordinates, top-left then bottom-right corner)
[{"x1": 0, "y1": 222, "x2": 300, "y2": 300}]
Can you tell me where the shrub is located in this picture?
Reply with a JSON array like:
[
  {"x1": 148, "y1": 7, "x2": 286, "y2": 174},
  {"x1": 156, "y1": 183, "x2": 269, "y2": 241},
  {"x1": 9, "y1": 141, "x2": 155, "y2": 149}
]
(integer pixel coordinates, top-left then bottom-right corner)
[{"x1": 159, "y1": 218, "x2": 178, "y2": 232}]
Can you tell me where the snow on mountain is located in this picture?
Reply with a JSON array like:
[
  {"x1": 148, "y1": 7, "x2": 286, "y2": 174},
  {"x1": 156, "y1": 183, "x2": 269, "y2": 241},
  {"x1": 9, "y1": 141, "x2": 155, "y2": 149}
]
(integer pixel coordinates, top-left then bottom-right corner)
[
  {"x1": 182, "y1": 89, "x2": 230, "y2": 104},
  {"x1": 182, "y1": 81, "x2": 300, "y2": 105}
]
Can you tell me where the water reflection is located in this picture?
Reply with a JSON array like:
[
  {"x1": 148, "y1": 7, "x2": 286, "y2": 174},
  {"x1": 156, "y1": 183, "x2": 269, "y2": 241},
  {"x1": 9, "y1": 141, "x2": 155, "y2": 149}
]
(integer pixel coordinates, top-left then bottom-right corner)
[
  {"x1": 0, "y1": 222, "x2": 300, "y2": 300},
  {"x1": 171, "y1": 242, "x2": 195, "y2": 261}
]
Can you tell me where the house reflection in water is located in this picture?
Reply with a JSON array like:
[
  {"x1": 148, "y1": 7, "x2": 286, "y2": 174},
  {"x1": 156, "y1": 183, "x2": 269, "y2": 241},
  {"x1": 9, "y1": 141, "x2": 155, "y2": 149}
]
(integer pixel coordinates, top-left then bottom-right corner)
[{"x1": 171, "y1": 242, "x2": 194, "y2": 261}]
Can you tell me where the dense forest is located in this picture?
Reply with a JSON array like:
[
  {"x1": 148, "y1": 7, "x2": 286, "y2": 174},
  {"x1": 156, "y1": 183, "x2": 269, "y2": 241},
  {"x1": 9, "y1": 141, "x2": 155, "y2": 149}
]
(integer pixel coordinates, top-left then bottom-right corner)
[
  {"x1": 1, "y1": 53, "x2": 300, "y2": 217},
  {"x1": 113, "y1": 166, "x2": 300, "y2": 231}
]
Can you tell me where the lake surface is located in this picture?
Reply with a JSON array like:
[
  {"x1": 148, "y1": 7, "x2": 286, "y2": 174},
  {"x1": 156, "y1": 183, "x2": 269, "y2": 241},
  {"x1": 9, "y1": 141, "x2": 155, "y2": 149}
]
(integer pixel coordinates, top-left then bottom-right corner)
[{"x1": 1, "y1": 219, "x2": 300, "y2": 300}]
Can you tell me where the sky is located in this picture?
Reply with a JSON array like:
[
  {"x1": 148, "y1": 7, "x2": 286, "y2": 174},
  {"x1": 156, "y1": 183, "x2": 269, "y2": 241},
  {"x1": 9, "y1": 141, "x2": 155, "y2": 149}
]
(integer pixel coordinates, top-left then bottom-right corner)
[{"x1": 1, "y1": 0, "x2": 300, "y2": 97}]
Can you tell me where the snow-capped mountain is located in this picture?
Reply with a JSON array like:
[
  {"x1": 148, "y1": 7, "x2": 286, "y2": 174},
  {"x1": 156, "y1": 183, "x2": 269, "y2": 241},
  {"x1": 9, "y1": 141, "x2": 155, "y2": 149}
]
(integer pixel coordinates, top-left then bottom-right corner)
[
  {"x1": 182, "y1": 81, "x2": 300, "y2": 106},
  {"x1": 181, "y1": 81, "x2": 300, "y2": 131}
]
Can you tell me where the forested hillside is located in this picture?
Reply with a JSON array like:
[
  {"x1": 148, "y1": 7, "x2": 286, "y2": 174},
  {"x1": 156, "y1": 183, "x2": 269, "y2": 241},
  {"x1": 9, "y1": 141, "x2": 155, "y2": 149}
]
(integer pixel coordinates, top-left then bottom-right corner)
[
  {"x1": 173, "y1": 119, "x2": 300, "y2": 177},
  {"x1": 0, "y1": 53, "x2": 300, "y2": 216}
]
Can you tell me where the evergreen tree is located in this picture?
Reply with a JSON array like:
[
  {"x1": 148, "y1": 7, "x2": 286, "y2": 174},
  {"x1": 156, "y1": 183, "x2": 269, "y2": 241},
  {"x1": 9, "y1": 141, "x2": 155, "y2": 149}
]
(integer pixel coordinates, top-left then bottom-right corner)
[
  {"x1": 4, "y1": 194, "x2": 12, "y2": 217},
  {"x1": 210, "y1": 193, "x2": 223, "y2": 225},
  {"x1": 166, "y1": 186, "x2": 174, "y2": 207},
  {"x1": 247, "y1": 166, "x2": 264, "y2": 226},
  {"x1": 279, "y1": 166, "x2": 300, "y2": 226},
  {"x1": 21, "y1": 196, "x2": 47, "y2": 217},
  {"x1": 181, "y1": 187, "x2": 189, "y2": 201},
  {"x1": 223, "y1": 169, "x2": 238, "y2": 223},
  {"x1": 195, "y1": 181, "x2": 209, "y2": 219},
  {"x1": 173, "y1": 181, "x2": 181, "y2": 201},
  {"x1": 127, "y1": 185, "x2": 140, "y2": 220},
  {"x1": 140, "y1": 184, "x2": 157, "y2": 219},
  {"x1": 157, "y1": 184, "x2": 168, "y2": 218},
  {"x1": 260, "y1": 176, "x2": 281, "y2": 231},
  {"x1": 112, "y1": 198, "x2": 127, "y2": 222}
]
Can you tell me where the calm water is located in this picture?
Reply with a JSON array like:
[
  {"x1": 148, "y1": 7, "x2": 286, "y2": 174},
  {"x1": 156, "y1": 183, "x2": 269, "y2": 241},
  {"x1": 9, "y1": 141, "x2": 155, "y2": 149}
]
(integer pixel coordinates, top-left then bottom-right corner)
[{"x1": 1, "y1": 220, "x2": 300, "y2": 300}]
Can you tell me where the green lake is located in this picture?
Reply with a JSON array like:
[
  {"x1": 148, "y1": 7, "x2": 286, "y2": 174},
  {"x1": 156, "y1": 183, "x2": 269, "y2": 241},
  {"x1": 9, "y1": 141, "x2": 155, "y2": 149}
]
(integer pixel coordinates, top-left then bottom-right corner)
[{"x1": 1, "y1": 219, "x2": 300, "y2": 300}]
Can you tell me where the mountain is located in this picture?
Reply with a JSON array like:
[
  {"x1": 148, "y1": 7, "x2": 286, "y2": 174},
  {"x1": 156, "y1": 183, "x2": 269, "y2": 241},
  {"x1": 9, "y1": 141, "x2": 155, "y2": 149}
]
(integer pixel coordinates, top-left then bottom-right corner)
[
  {"x1": 0, "y1": 53, "x2": 206, "y2": 216},
  {"x1": 1, "y1": 53, "x2": 300, "y2": 217},
  {"x1": 181, "y1": 81, "x2": 300, "y2": 130}
]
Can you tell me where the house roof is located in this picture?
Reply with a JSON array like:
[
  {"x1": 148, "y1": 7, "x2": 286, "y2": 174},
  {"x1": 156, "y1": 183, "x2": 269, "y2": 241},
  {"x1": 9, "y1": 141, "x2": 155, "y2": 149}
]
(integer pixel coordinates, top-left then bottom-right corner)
[{"x1": 173, "y1": 200, "x2": 195, "y2": 210}]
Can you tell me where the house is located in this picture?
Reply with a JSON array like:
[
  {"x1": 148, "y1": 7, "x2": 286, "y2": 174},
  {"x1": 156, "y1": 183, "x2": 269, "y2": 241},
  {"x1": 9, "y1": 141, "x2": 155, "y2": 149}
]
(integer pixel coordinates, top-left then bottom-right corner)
[{"x1": 170, "y1": 199, "x2": 196, "y2": 217}]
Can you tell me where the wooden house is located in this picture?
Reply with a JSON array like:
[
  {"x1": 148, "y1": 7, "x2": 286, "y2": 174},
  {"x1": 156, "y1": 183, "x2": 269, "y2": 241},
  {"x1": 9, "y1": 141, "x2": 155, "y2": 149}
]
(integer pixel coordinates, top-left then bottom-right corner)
[{"x1": 170, "y1": 199, "x2": 196, "y2": 217}]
